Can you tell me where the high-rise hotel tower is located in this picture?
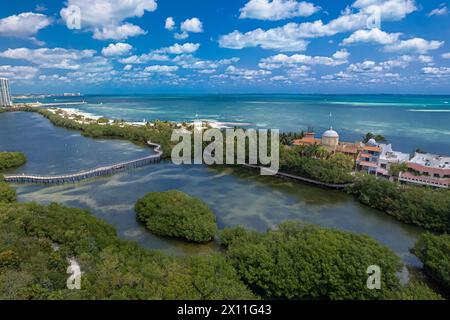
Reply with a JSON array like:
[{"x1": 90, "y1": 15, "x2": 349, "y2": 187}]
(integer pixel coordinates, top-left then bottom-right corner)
[{"x1": 0, "y1": 78, "x2": 12, "y2": 107}]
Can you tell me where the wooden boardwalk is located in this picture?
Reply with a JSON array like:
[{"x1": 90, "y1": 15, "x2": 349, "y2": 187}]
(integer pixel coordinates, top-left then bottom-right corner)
[
  {"x1": 4, "y1": 141, "x2": 162, "y2": 184},
  {"x1": 241, "y1": 164, "x2": 350, "y2": 189}
]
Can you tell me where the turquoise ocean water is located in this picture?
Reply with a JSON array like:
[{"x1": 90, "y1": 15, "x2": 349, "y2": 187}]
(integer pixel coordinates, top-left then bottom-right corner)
[
  {"x1": 5, "y1": 94, "x2": 450, "y2": 267},
  {"x1": 22, "y1": 94, "x2": 450, "y2": 155}
]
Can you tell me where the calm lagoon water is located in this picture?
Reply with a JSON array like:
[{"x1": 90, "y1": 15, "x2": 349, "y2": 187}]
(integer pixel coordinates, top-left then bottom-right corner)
[
  {"x1": 0, "y1": 111, "x2": 423, "y2": 266},
  {"x1": 20, "y1": 94, "x2": 450, "y2": 155}
]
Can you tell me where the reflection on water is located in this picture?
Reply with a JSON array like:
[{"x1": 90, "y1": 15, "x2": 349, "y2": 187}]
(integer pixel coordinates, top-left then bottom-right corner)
[
  {"x1": 1, "y1": 111, "x2": 423, "y2": 266},
  {"x1": 0, "y1": 112, "x2": 148, "y2": 175}
]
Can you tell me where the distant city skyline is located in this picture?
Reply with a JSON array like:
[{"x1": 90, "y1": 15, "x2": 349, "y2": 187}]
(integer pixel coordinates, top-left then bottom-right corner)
[
  {"x1": 0, "y1": 78, "x2": 12, "y2": 106},
  {"x1": 0, "y1": 0, "x2": 449, "y2": 94}
]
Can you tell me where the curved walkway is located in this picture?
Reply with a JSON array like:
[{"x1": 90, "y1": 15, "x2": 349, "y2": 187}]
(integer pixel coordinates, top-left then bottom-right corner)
[
  {"x1": 242, "y1": 164, "x2": 351, "y2": 189},
  {"x1": 4, "y1": 141, "x2": 162, "y2": 184}
]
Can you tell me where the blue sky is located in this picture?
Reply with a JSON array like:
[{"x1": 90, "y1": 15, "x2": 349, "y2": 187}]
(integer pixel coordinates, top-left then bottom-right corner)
[{"x1": 0, "y1": 0, "x2": 449, "y2": 94}]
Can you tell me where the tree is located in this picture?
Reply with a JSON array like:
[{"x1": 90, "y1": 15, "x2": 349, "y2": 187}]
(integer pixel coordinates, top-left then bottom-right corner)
[
  {"x1": 385, "y1": 280, "x2": 443, "y2": 300},
  {"x1": 220, "y1": 221, "x2": 402, "y2": 300},
  {"x1": 135, "y1": 190, "x2": 218, "y2": 242},
  {"x1": 346, "y1": 175, "x2": 450, "y2": 232},
  {"x1": 0, "y1": 152, "x2": 27, "y2": 171},
  {"x1": 0, "y1": 181, "x2": 16, "y2": 203},
  {"x1": 279, "y1": 146, "x2": 354, "y2": 184},
  {"x1": 363, "y1": 132, "x2": 387, "y2": 143},
  {"x1": 0, "y1": 201, "x2": 254, "y2": 300},
  {"x1": 280, "y1": 131, "x2": 304, "y2": 146},
  {"x1": 389, "y1": 162, "x2": 409, "y2": 178},
  {"x1": 411, "y1": 233, "x2": 450, "y2": 290},
  {"x1": 96, "y1": 117, "x2": 109, "y2": 124},
  {"x1": 328, "y1": 153, "x2": 355, "y2": 171}
]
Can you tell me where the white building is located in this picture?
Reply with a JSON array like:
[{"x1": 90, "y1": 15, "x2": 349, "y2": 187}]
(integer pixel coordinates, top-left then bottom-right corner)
[
  {"x1": 376, "y1": 144, "x2": 410, "y2": 176},
  {"x1": 0, "y1": 78, "x2": 12, "y2": 107},
  {"x1": 321, "y1": 127, "x2": 340, "y2": 151},
  {"x1": 399, "y1": 152, "x2": 450, "y2": 189}
]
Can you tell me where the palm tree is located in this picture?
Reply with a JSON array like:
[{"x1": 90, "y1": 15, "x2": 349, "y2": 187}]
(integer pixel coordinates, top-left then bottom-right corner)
[
  {"x1": 315, "y1": 146, "x2": 330, "y2": 159},
  {"x1": 363, "y1": 132, "x2": 387, "y2": 143}
]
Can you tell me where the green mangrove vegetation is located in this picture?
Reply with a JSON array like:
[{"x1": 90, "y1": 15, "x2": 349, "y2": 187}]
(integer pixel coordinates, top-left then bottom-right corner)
[
  {"x1": 220, "y1": 221, "x2": 404, "y2": 300},
  {"x1": 0, "y1": 151, "x2": 24, "y2": 203},
  {"x1": 0, "y1": 175, "x2": 16, "y2": 203},
  {"x1": 347, "y1": 175, "x2": 450, "y2": 232},
  {"x1": 15, "y1": 107, "x2": 175, "y2": 159},
  {"x1": 280, "y1": 145, "x2": 355, "y2": 184},
  {"x1": 135, "y1": 190, "x2": 218, "y2": 243},
  {"x1": 5, "y1": 108, "x2": 449, "y2": 237},
  {"x1": 0, "y1": 175, "x2": 446, "y2": 299},
  {"x1": 0, "y1": 151, "x2": 26, "y2": 171},
  {"x1": 96, "y1": 117, "x2": 110, "y2": 124},
  {"x1": 14, "y1": 108, "x2": 354, "y2": 186},
  {"x1": 385, "y1": 280, "x2": 444, "y2": 300},
  {"x1": 0, "y1": 201, "x2": 254, "y2": 299},
  {"x1": 412, "y1": 233, "x2": 450, "y2": 291}
]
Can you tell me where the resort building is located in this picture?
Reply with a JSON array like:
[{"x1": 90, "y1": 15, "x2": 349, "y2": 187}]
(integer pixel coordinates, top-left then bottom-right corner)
[
  {"x1": 376, "y1": 144, "x2": 410, "y2": 176},
  {"x1": 292, "y1": 128, "x2": 362, "y2": 156},
  {"x1": 399, "y1": 152, "x2": 450, "y2": 189},
  {"x1": 356, "y1": 139, "x2": 382, "y2": 174},
  {"x1": 292, "y1": 126, "x2": 449, "y2": 189},
  {"x1": 0, "y1": 78, "x2": 12, "y2": 107}
]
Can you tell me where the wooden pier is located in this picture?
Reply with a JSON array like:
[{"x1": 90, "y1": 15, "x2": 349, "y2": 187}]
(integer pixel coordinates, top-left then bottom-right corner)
[
  {"x1": 241, "y1": 164, "x2": 350, "y2": 190},
  {"x1": 4, "y1": 141, "x2": 162, "y2": 184}
]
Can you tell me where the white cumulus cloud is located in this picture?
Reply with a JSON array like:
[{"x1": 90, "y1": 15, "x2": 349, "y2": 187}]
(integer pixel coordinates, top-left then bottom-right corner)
[
  {"x1": 155, "y1": 43, "x2": 200, "y2": 55},
  {"x1": 225, "y1": 65, "x2": 271, "y2": 80},
  {"x1": 60, "y1": 0, "x2": 157, "y2": 40},
  {"x1": 0, "y1": 47, "x2": 96, "y2": 70},
  {"x1": 384, "y1": 38, "x2": 443, "y2": 54},
  {"x1": 0, "y1": 12, "x2": 52, "y2": 39},
  {"x1": 341, "y1": 28, "x2": 402, "y2": 46},
  {"x1": 239, "y1": 0, "x2": 320, "y2": 21},
  {"x1": 219, "y1": 25, "x2": 310, "y2": 52},
  {"x1": 144, "y1": 65, "x2": 179, "y2": 73},
  {"x1": 180, "y1": 17, "x2": 203, "y2": 33},
  {"x1": 0, "y1": 65, "x2": 39, "y2": 80},
  {"x1": 219, "y1": 0, "x2": 417, "y2": 51},
  {"x1": 173, "y1": 55, "x2": 239, "y2": 71},
  {"x1": 422, "y1": 66, "x2": 450, "y2": 75},
  {"x1": 259, "y1": 49, "x2": 350, "y2": 69},
  {"x1": 93, "y1": 23, "x2": 146, "y2": 40},
  {"x1": 102, "y1": 42, "x2": 133, "y2": 56},
  {"x1": 428, "y1": 5, "x2": 448, "y2": 17},
  {"x1": 165, "y1": 17, "x2": 175, "y2": 30},
  {"x1": 119, "y1": 53, "x2": 169, "y2": 64},
  {"x1": 174, "y1": 32, "x2": 189, "y2": 40}
]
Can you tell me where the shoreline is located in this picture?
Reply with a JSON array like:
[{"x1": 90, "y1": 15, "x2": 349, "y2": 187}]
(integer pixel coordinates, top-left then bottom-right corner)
[
  {"x1": 48, "y1": 106, "x2": 253, "y2": 129},
  {"x1": 3, "y1": 110, "x2": 445, "y2": 276},
  {"x1": 2, "y1": 107, "x2": 448, "y2": 235}
]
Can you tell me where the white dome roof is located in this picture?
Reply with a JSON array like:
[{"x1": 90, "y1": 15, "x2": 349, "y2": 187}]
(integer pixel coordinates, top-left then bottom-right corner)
[
  {"x1": 367, "y1": 138, "x2": 378, "y2": 146},
  {"x1": 322, "y1": 128, "x2": 339, "y2": 138}
]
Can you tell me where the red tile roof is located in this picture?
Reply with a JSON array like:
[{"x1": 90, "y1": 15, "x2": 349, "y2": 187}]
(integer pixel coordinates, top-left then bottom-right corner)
[
  {"x1": 359, "y1": 153, "x2": 373, "y2": 158},
  {"x1": 408, "y1": 163, "x2": 450, "y2": 175},
  {"x1": 363, "y1": 146, "x2": 381, "y2": 152},
  {"x1": 358, "y1": 161, "x2": 378, "y2": 168},
  {"x1": 292, "y1": 137, "x2": 321, "y2": 145}
]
